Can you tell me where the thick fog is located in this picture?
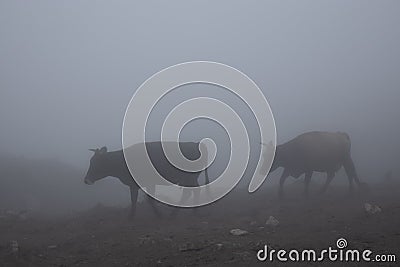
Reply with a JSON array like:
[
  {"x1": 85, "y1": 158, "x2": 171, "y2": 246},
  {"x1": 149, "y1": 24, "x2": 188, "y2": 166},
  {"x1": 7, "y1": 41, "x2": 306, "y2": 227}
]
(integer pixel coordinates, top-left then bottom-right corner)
[{"x1": 1, "y1": 1, "x2": 399, "y2": 214}]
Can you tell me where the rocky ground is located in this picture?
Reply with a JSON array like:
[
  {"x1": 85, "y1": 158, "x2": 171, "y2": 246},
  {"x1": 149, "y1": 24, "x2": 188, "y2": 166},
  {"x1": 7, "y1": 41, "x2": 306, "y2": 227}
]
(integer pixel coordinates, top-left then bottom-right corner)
[{"x1": 1, "y1": 182, "x2": 399, "y2": 267}]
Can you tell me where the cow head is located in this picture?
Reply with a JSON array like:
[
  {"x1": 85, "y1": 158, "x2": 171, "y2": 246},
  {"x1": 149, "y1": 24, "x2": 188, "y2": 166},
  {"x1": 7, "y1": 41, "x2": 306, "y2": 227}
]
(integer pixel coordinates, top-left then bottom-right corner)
[{"x1": 84, "y1": 146, "x2": 108, "y2": 185}]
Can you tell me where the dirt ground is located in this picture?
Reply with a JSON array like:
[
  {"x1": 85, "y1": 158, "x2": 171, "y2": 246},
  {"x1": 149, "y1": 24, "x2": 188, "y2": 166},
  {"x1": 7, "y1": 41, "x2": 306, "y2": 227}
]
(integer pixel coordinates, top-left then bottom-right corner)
[{"x1": 1, "y1": 182, "x2": 399, "y2": 267}]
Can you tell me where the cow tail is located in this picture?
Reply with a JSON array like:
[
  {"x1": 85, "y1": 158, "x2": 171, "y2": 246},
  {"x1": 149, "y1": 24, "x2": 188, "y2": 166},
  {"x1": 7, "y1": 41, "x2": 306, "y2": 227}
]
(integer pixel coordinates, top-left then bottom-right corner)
[
  {"x1": 341, "y1": 132, "x2": 351, "y2": 141},
  {"x1": 203, "y1": 145, "x2": 211, "y2": 197}
]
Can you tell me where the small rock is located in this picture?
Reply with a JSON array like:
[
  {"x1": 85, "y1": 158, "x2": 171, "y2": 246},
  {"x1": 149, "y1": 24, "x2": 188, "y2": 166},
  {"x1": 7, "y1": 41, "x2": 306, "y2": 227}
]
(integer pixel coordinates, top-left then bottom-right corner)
[
  {"x1": 139, "y1": 236, "x2": 155, "y2": 245},
  {"x1": 230, "y1": 229, "x2": 249, "y2": 236},
  {"x1": 364, "y1": 203, "x2": 382, "y2": 215},
  {"x1": 179, "y1": 243, "x2": 204, "y2": 252},
  {"x1": 48, "y1": 245, "x2": 57, "y2": 249},
  {"x1": 265, "y1": 216, "x2": 279, "y2": 227},
  {"x1": 215, "y1": 243, "x2": 223, "y2": 250},
  {"x1": 10, "y1": 240, "x2": 19, "y2": 253},
  {"x1": 250, "y1": 221, "x2": 257, "y2": 226}
]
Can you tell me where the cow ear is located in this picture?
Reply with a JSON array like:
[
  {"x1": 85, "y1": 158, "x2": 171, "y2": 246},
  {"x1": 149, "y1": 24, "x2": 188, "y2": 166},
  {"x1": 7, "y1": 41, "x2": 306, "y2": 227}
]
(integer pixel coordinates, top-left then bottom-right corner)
[
  {"x1": 89, "y1": 148, "x2": 98, "y2": 153},
  {"x1": 99, "y1": 146, "x2": 108, "y2": 154}
]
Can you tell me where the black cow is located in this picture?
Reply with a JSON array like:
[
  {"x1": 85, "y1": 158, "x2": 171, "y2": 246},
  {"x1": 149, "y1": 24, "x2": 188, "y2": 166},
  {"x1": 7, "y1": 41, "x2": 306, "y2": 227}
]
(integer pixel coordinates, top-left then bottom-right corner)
[
  {"x1": 261, "y1": 131, "x2": 366, "y2": 198},
  {"x1": 84, "y1": 142, "x2": 210, "y2": 217}
]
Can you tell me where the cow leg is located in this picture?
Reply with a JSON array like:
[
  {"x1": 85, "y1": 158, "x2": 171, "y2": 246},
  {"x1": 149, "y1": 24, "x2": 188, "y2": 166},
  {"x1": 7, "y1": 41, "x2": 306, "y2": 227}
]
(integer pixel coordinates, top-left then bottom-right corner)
[
  {"x1": 179, "y1": 188, "x2": 192, "y2": 205},
  {"x1": 343, "y1": 158, "x2": 357, "y2": 194},
  {"x1": 170, "y1": 188, "x2": 192, "y2": 217},
  {"x1": 146, "y1": 186, "x2": 163, "y2": 218},
  {"x1": 347, "y1": 174, "x2": 355, "y2": 194},
  {"x1": 279, "y1": 170, "x2": 290, "y2": 199},
  {"x1": 129, "y1": 186, "x2": 139, "y2": 219},
  {"x1": 303, "y1": 171, "x2": 313, "y2": 198},
  {"x1": 190, "y1": 187, "x2": 202, "y2": 215},
  {"x1": 319, "y1": 172, "x2": 335, "y2": 194},
  {"x1": 193, "y1": 187, "x2": 200, "y2": 206}
]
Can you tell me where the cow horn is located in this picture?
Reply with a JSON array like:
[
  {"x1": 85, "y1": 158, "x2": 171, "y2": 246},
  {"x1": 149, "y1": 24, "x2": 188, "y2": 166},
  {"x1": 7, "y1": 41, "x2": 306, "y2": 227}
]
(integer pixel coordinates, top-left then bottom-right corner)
[{"x1": 89, "y1": 148, "x2": 98, "y2": 152}]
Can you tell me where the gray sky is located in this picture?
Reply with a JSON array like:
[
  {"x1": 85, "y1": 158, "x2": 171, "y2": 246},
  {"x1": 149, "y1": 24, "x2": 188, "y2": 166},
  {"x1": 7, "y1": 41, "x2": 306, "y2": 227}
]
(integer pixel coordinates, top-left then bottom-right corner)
[{"x1": 1, "y1": 0, "x2": 399, "y2": 179}]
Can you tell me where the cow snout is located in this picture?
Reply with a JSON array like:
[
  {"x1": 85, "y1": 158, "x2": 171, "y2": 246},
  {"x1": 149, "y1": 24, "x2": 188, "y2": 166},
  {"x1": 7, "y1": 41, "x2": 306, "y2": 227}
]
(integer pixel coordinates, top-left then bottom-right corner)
[{"x1": 84, "y1": 178, "x2": 94, "y2": 185}]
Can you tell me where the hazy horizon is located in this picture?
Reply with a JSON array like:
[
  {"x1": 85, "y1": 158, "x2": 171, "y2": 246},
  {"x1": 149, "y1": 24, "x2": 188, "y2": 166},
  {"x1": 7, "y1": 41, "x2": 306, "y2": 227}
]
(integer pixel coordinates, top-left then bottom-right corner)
[{"x1": 1, "y1": 1, "x2": 399, "y2": 181}]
